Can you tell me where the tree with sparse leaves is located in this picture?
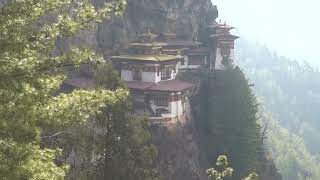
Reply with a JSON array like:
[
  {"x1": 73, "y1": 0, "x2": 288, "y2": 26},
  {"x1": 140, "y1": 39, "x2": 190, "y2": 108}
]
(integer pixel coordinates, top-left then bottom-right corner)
[
  {"x1": 207, "y1": 155, "x2": 258, "y2": 180},
  {"x1": 0, "y1": 0, "x2": 127, "y2": 179}
]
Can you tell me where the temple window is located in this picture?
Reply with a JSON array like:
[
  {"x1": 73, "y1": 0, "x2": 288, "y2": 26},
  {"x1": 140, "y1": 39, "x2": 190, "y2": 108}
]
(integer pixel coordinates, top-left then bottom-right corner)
[
  {"x1": 153, "y1": 95, "x2": 168, "y2": 107},
  {"x1": 161, "y1": 67, "x2": 171, "y2": 80},
  {"x1": 132, "y1": 68, "x2": 141, "y2": 80},
  {"x1": 189, "y1": 56, "x2": 205, "y2": 65},
  {"x1": 181, "y1": 58, "x2": 185, "y2": 65}
]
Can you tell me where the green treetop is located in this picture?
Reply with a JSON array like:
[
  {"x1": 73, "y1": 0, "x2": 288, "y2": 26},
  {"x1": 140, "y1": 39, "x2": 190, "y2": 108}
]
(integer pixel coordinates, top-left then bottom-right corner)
[
  {"x1": 0, "y1": 0, "x2": 127, "y2": 179},
  {"x1": 199, "y1": 67, "x2": 262, "y2": 178}
]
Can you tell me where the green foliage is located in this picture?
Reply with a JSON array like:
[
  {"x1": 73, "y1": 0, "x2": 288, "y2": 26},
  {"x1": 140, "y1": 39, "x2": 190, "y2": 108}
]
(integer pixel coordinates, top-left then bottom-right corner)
[
  {"x1": 92, "y1": 61, "x2": 125, "y2": 90},
  {"x1": 259, "y1": 111, "x2": 320, "y2": 180},
  {"x1": 206, "y1": 155, "x2": 234, "y2": 180},
  {"x1": 0, "y1": 0, "x2": 127, "y2": 179},
  {"x1": 236, "y1": 40, "x2": 320, "y2": 180},
  {"x1": 242, "y1": 172, "x2": 259, "y2": 180},
  {"x1": 198, "y1": 68, "x2": 261, "y2": 179},
  {"x1": 206, "y1": 155, "x2": 258, "y2": 180},
  {"x1": 52, "y1": 61, "x2": 160, "y2": 180}
]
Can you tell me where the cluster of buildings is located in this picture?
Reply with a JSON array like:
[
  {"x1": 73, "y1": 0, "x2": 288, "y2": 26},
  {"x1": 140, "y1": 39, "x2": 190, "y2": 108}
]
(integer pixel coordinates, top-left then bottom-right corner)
[{"x1": 64, "y1": 20, "x2": 239, "y2": 126}]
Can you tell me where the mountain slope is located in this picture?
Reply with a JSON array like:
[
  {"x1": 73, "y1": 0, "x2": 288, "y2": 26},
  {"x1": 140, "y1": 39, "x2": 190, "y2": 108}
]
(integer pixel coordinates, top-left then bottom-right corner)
[{"x1": 236, "y1": 40, "x2": 320, "y2": 180}]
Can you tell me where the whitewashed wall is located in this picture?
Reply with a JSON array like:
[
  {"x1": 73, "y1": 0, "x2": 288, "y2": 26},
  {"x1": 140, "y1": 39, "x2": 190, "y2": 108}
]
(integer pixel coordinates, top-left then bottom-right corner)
[
  {"x1": 168, "y1": 92, "x2": 183, "y2": 117},
  {"x1": 215, "y1": 48, "x2": 234, "y2": 70},
  {"x1": 155, "y1": 70, "x2": 161, "y2": 83},
  {"x1": 142, "y1": 71, "x2": 157, "y2": 82},
  {"x1": 121, "y1": 70, "x2": 133, "y2": 81}
]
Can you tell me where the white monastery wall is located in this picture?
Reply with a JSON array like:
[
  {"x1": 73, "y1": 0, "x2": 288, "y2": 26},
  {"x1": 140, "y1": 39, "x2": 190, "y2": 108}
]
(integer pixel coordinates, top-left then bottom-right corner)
[
  {"x1": 168, "y1": 92, "x2": 183, "y2": 117},
  {"x1": 142, "y1": 71, "x2": 157, "y2": 83},
  {"x1": 121, "y1": 70, "x2": 133, "y2": 81},
  {"x1": 215, "y1": 48, "x2": 235, "y2": 70},
  {"x1": 215, "y1": 48, "x2": 223, "y2": 70},
  {"x1": 155, "y1": 70, "x2": 161, "y2": 83}
]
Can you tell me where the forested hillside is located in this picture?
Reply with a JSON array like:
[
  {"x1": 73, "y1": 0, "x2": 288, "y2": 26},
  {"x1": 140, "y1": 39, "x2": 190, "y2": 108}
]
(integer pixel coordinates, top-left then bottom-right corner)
[{"x1": 236, "y1": 40, "x2": 320, "y2": 180}]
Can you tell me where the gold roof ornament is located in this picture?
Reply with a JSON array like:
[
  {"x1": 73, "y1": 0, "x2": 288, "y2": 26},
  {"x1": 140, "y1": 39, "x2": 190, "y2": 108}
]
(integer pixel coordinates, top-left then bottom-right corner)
[{"x1": 137, "y1": 29, "x2": 158, "y2": 43}]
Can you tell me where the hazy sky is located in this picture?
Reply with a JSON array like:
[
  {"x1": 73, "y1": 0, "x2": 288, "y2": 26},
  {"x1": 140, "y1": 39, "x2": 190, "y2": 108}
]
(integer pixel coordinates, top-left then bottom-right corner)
[{"x1": 214, "y1": 0, "x2": 320, "y2": 65}]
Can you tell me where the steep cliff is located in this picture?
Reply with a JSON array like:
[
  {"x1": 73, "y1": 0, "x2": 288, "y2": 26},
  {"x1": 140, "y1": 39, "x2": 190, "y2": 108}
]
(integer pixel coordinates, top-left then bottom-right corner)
[
  {"x1": 47, "y1": 0, "x2": 217, "y2": 179},
  {"x1": 52, "y1": 0, "x2": 282, "y2": 179},
  {"x1": 150, "y1": 109, "x2": 207, "y2": 180},
  {"x1": 56, "y1": 0, "x2": 217, "y2": 56}
]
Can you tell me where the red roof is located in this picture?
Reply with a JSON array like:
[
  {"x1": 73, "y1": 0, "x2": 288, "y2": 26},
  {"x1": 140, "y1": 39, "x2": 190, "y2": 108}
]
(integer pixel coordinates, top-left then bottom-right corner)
[
  {"x1": 148, "y1": 79, "x2": 193, "y2": 92},
  {"x1": 64, "y1": 77, "x2": 95, "y2": 89},
  {"x1": 64, "y1": 78, "x2": 193, "y2": 92},
  {"x1": 210, "y1": 33, "x2": 239, "y2": 41},
  {"x1": 125, "y1": 79, "x2": 193, "y2": 92},
  {"x1": 159, "y1": 40, "x2": 201, "y2": 48},
  {"x1": 126, "y1": 81, "x2": 153, "y2": 90}
]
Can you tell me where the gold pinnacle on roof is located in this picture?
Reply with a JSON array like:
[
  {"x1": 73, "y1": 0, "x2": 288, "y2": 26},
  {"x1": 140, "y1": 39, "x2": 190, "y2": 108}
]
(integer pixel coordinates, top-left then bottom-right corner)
[
  {"x1": 209, "y1": 21, "x2": 239, "y2": 41},
  {"x1": 208, "y1": 21, "x2": 234, "y2": 31},
  {"x1": 137, "y1": 29, "x2": 158, "y2": 43}
]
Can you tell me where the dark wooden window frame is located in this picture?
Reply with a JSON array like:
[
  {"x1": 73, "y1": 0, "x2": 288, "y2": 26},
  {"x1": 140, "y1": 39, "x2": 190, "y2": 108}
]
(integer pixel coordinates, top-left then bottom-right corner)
[
  {"x1": 161, "y1": 67, "x2": 171, "y2": 80},
  {"x1": 132, "y1": 67, "x2": 142, "y2": 80}
]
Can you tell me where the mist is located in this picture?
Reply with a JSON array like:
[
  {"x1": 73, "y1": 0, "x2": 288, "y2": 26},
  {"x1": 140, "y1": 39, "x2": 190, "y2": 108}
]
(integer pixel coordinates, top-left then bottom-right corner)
[{"x1": 214, "y1": 0, "x2": 320, "y2": 66}]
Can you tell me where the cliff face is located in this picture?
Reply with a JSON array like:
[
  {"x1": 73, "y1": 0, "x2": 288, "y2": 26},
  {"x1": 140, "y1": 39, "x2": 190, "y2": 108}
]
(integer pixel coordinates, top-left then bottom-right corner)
[
  {"x1": 150, "y1": 109, "x2": 207, "y2": 180},
  {"x1": 26, "y1": 0, "x2": 282, "y2": 179},
  {"x1": 81, "y1": 2, "x2": 217, "y2": 179},
  {"x1": 56, "y1": 0, "x2": 217, "y2": 56}
]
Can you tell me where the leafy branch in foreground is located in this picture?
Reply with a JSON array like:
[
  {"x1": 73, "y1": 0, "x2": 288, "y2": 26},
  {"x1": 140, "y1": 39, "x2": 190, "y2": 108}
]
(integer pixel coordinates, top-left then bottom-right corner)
[
  {"x1": 0, "y1": 0, "x2": 127, "y2": 179},
  {"x1": 206, "y1": 155, "x2": 258, "y2": 180}
]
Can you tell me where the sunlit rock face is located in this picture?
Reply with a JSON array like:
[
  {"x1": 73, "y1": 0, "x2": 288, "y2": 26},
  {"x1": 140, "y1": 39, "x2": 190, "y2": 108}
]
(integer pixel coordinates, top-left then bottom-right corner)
[{"x1": 56, "y1": 0, "x2": 218, "y2": 56}]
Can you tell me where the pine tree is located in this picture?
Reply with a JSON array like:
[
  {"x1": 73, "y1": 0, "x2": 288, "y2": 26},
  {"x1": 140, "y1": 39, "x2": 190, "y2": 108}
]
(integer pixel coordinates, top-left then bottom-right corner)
[
  {"x1": 0, "y1": 0, "x2": 127, "y2": 179},
  {"x1": 199, "y1": 67, "x2": 261, "y2": 179}
]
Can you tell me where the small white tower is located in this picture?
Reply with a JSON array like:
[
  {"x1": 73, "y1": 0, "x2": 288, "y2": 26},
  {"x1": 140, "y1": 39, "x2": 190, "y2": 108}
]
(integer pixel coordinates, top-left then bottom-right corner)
[{"x1": 209, "y1": 21, "x2": 239, "y2": 70}]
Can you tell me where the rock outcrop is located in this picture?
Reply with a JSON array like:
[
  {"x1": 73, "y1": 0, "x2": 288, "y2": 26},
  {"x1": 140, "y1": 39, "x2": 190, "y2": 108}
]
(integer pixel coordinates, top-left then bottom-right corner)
[
  {"x1": 1, "y1": 0, "x2": 283, "y2": 179},
  {"x1": 56, "y1": 0, "x2": 218, "y2": 57},
  {"x1": 150, "y1": 109, "x2": 207, "y2": 180}
]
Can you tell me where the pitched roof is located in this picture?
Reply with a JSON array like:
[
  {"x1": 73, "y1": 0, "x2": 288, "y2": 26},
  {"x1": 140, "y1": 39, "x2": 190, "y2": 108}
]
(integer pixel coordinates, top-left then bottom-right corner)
[
  {"x1": 208, "y1": 21, "x2": 235, "y2": 30},
  {"x1": 126, "y1": 81, "x2": 153, "y2": 90},
  {"x1": 148, "y1": 79, "x2": 193, "y2": 92},
  {"x1": 130, "y1": 42, "x2": 166, "y2": 48},
  {"x1": 125, "y1": 79, "x2": 193, "y2": 92},
  {"x1": 110, "y1": 54, "x2": 179, "y2": 62},
  {"x1": 160, "y1": 40, "x2": 201, "y2": 47},
  {"x1": 210, "y1": 33, "x2": 239, "y2": 41}
]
